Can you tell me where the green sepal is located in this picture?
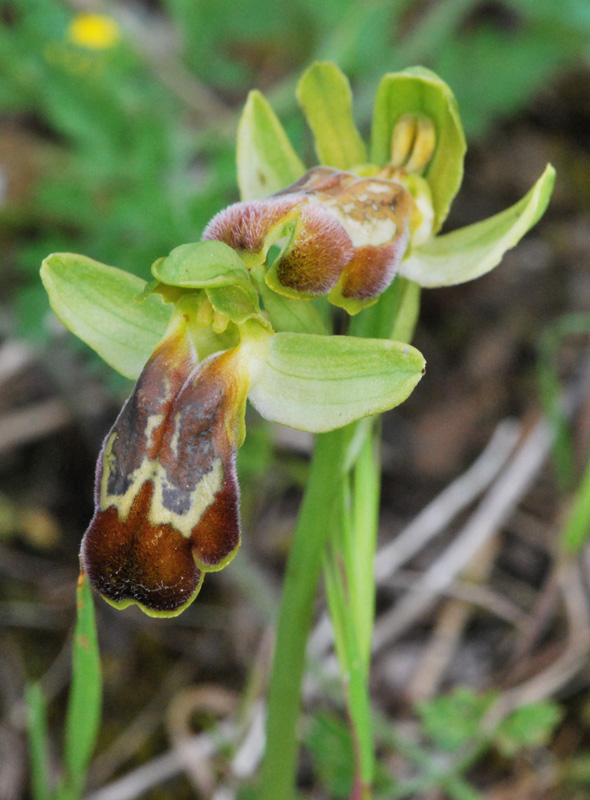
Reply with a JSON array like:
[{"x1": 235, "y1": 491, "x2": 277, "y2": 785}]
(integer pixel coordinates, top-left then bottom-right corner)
[
  {"x1": 250, "y1": 265, "x2": 327, "y2": 334},
  {"x1": 136, "y1": 277, "x2": 185, "y2": 305},
  {"x1": 248, "y1": 333, "x2": 425, "y2": 432},
  {"x1": 41, "y1": 253, "x2": 172, "y2": 380},
  {"x1": 327, "y1": 282, "x2": 379, "y2": 316},
  {"x1": 371, "y1": 66, "x2": 466, "y2": 233},
  {"x1": 237, "y1": 89, "x2": 306, "y2": 202},
  {"x1": 206, "y1": 284, "x2": 269, "y2": 329},
  {"x1": 152, "y1": 241, "x2": 257, "y2": 300},
  {"x1": 297, "y1": 62, "x2": 367, "y2": 170},
  {"x1": 400, "y1": 164, "x2": 555, "y2": 287}
]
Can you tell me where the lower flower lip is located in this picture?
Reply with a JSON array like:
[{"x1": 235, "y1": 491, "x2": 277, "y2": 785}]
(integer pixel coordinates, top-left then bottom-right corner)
[
  {"x1": 81, "y1": 316, "x2": 248, "y2": 616},
  {"x1": 81, "y1": 481, "x2": 204, "y2": 615}
]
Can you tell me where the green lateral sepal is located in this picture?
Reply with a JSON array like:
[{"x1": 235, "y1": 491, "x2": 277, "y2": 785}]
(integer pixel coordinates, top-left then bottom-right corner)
[{"x1": 248, "y1": 332, "x2": 425, "y2": 432}]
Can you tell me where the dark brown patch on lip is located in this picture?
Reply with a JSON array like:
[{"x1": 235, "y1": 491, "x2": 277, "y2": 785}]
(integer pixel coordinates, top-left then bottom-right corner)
[
  {"x1": 81, "y1": 482, "x2": 203, "y2": 614},
  {"x1": 190, "y1": 468, "x2": 241, "y2": 569},
  {"x1": 273, "y1": 204, "x2": 354, "y2": 295},
  {"x1": 103, "y1": 321, "x2": 198, "y2": 502},
  {"x1": 338, "y1": 237, "x2": 409, "y2": 301}
]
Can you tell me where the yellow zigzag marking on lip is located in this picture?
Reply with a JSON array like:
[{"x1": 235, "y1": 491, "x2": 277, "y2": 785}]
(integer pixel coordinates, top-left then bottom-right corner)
[
  {"x1": 99, "y1": 432, "x2": 224, "y2": 539},
  {"x1": 148, "y1": 457, "x2": 223, "y2": 537}
]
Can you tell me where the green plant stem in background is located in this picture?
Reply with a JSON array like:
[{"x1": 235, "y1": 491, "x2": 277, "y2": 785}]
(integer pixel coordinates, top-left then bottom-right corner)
[
  {"x1": 259, "y1": 424, "x2": 355, "y2": 800},
  {"x1": 25, "y1": 572, "x2": 101, "y2": 800},
  {"x1": 538, "y1": 312, "x2": 590, "y2": 491},
  {"x1": 60, "y1": 572, "x2": 102, "y2": 800},
  {"x1": 26, "y1": 684, "x2": 51, "y2": 800}
]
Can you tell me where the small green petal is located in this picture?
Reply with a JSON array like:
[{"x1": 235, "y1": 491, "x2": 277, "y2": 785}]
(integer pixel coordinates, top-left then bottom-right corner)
[
  {"x1": 248, "y1": 333, "x2": 425, "y2": 432},
  {"x1": 399, "y1": 164, "x2": 555, "y2": 287},
  {"x1": 206, "y1": 284, "x2": 269, "y2": 328},
  {"x1": 297, "y1": 61, "x2": 367, "y2": 170},
  {"x1": 152, "y1": 241, "x2": 256, "y2": 298},
  {"x1": 237, "y1": 90, "x2": 306, "y2": 202},
  {"x1": 371, "y1": 66, "x2": 466, "y2": 233},
  {"x1": 250, "y1": 266, "x2": 327, "y2": 334},
  {"x1": 41, "y1": 253, "x2": 172, "y2": 380}
]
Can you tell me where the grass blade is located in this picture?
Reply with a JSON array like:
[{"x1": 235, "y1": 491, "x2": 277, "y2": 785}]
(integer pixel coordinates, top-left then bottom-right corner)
[
  {"x1": 61, "y1": 571, "x2": 102, "y2": 800},
  {"x1": 26, "y1": 683, "x2": 52, "y2": 800}
]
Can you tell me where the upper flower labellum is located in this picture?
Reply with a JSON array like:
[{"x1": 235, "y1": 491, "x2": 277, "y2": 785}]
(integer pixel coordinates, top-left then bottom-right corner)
[{"x1": 203, "y1": 166, "x2": 414, "y2": 314}]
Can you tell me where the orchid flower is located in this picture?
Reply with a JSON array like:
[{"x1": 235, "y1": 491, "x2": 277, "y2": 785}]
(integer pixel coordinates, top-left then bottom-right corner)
[
  {"x1": 226, "y1": 62, "x2": 554, "y2": 316},
  {"x1": 40, "y1": 63, "x2": 553, "y2": 616}
]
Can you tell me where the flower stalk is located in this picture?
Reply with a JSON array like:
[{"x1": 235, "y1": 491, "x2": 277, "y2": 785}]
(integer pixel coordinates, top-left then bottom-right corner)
[{"x1": 260, "y1": 424, "x2": 356, "y2": 800}]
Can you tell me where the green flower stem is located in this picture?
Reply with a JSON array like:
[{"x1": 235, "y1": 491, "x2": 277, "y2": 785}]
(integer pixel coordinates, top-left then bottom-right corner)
[
  {"x1": 259, "y1": 424, "x2": 355, "y2": 800},
  {"x1": 351, "y1": 419, "x2": 381, "y2": 670},
  {"x1": 323, "y1": 420, "x2": 379, "y2": 796},
  {"x1": 260, "y1": 278, "x2": 423, "y2": 799}
]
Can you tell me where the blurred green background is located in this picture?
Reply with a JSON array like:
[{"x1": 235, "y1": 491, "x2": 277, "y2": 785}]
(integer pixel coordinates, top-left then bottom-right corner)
[{"x1": 3, "y1": 1, "x2": 590, "y2": 799}]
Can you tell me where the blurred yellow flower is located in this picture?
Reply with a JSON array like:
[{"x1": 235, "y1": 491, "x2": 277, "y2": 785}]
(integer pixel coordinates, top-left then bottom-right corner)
[{"x1": 68, "y1": 13, "x2": 120, "y2": 50}]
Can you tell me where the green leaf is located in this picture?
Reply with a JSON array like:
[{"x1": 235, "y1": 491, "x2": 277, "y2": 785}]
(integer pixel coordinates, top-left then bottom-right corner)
[
  {"x1": 62, "y1": 572, "x2": 102, "y2": 799},
  {"x1": 417, "y1": 688, "x2": 497, "y2": 752},
  {"x1": 297, "y1": 62, "x2": 367, "y2": 170},
  {"x1": 324, "y1": 521, "x2": 376, "y2": 788},
  {"x1": 494, "y1": 701, "x2": 562, "y2": 757},
  {"x1": 400, "y1": 164, "x2": 556, "y2": 287},
  {"x1": 41, "y1": 253, "x2": 172, "y2": 380},
  {"x1": 371, "y1": 66, "x2": 466, "y2": 232},
  {"x1": 25, "y1": 684, "x2": 51, "y2": 800},
  {"x1": 248, "y1": 333, "x2": 425, "y2": 432},
  {"x1": 237, "y1": 89, "x2": 305, "y2": 202},
  {"x1": 152, "y1": 241, "x2": 256, "y2": 296}
]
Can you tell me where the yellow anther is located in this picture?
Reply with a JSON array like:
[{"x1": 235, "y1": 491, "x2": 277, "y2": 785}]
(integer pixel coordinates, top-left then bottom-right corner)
[
  {"x1": 390, "y1": 114, "x2": 436, "y2": 175},
  {"x1": 405, "y1": 117, "x2": 436, "y2": 174},
  {"x1": 390, "y1": 114, "x2": 418, "y2": 169},
  {"x1": 212, "y1": 310, "x2": 230, "y2": 334}
]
